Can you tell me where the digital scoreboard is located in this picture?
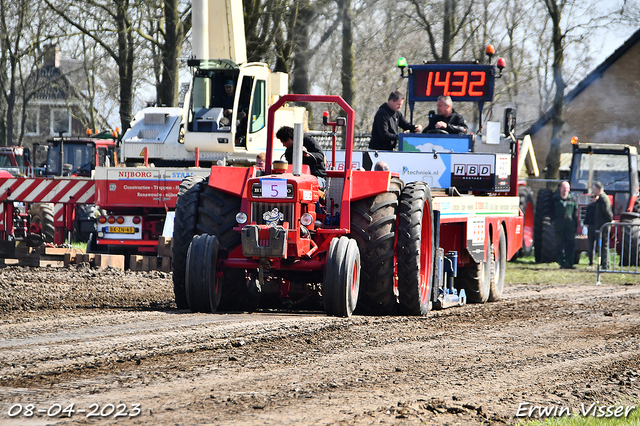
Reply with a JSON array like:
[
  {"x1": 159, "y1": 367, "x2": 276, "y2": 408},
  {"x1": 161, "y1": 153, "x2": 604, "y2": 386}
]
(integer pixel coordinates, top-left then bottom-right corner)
[{"x1": 409, "y1": 64, "x2": 495, "y2": 103}]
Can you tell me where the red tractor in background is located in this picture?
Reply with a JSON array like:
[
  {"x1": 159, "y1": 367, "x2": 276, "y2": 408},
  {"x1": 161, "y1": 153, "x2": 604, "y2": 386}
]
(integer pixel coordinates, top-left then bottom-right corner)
[{"x1": 172, "y1": 94, "x2": 444, "y2": 317}]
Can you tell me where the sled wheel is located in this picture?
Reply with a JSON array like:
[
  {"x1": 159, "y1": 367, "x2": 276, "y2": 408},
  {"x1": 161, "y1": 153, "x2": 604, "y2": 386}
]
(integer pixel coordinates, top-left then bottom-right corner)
[
  {"x1": 517, "y1": 186, "x2": 535, "y2": 258},
  {"x1": 488, "y1": 226, "x2": 506, "y2": 302},
  {"x1": 350, "y1": 177, "x2": 403, "y2": 315},
  {"x1": 172, "y1": 176, "x2": 205, "y2": 309},
  {"x1": 29, "y1": 203, "x2": 55, "y2": 243},
  {"x1": 455, "y1": 252, "x2": 491, "y2": 304},
  {"x1": 185, "y1": 234, "x2": 221, "y2": 312},
  {"x1": 324, "y1": 236, "x2": 360, "y2": 318},
  {"x1": 397, "y1": 182, "x2": 435, "y2": 315}
]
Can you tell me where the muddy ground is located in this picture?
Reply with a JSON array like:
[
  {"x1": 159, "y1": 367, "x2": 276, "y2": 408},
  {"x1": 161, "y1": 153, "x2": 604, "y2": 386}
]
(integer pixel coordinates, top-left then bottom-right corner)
[{"x1": 0, "y1": 264, "x2": 639, "y2": 425}]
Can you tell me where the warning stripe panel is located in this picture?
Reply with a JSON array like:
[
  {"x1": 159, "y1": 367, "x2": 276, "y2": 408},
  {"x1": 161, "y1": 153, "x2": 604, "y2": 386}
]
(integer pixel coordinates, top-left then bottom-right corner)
[{"x1": 0, "y1": 178, "x2": 95, "y2": 204}]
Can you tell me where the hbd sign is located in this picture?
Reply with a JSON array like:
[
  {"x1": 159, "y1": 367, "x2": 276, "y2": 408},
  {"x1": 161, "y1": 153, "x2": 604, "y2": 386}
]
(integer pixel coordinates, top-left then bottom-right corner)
[{"x1": 453, "y1": 163, "x2": 491, "y2": 177}]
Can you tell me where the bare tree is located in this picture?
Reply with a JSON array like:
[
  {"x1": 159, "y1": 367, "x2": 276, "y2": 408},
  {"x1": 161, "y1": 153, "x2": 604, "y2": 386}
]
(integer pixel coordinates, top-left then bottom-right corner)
[
  {"x1": 44, "y1": 0, "x2": 145, "y2": 132},
  {"x1": 0, "y1": 0, "x2": 57, "y2": 146}
]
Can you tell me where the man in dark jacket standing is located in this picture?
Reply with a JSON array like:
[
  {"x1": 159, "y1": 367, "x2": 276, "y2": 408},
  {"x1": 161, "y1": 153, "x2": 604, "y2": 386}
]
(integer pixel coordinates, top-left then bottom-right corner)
[
  {"x1": 553, "y1": 181, "x2": 578, "y2": 268},
  {"x1": 587, "y1": 181, "x2": 614, "y2": 268},
  {"x1": 369, "y1": 91, "x2": 422, "y2": 150},
  {"x1": 423, "y1": 95, "x2": 468, "y2": 134}
]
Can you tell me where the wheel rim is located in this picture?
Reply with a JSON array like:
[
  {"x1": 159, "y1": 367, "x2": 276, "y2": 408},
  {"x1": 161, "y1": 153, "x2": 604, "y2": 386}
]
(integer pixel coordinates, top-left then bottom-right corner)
[
  {"x1": 351, "y1": 259, "x2": 358, "y2": 300},
  {"x1": 419, "y1": 199, "x2": 433, "y2": 305},
  {"x1": 523, "y1": 202, "x2": 534, "y2": 248}
]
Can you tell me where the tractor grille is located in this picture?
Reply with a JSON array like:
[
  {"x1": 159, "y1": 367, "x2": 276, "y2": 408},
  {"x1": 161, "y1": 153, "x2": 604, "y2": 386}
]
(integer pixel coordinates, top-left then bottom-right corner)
[{"x1": 251, "y1": 202, "x2": 295, "y2": 227}]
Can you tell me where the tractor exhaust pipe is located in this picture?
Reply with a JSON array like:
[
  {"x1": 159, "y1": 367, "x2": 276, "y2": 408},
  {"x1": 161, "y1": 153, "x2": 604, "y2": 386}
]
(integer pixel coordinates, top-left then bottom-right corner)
[{"x1": 292, "y1": 122, "x2": 303, "y2": 176}]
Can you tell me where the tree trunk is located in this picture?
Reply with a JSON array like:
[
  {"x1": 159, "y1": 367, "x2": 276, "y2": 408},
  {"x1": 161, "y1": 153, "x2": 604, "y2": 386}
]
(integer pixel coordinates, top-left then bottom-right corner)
[
  {"x1": 291, "y1": 6, "x2": 311, "y2": 95},
  {"x1": 543, "y1": 0, "x2": 565, "y2": 179},
  {"x1": 116, "y1": 0, "x2": 134, "y2": 132},
  {"x1": 157, "y1": 0, "x2": 183, "y2": 106}
]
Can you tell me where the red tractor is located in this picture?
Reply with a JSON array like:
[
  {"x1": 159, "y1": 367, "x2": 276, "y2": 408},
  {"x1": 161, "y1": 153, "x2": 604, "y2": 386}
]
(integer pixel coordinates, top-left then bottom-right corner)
[{"x1": 172, "y1": 94, "x2": 444, "y2": 316}]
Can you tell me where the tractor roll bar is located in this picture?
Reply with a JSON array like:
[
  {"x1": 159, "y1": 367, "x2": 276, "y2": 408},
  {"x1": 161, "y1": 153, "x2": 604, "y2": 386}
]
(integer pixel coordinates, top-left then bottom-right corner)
[{"x1": 265, "y1": 94, "x2": 355, "y2": 175}]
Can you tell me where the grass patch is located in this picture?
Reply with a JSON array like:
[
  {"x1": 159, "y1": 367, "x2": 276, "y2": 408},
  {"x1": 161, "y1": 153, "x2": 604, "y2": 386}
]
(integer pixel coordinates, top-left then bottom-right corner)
[
  {"x1": 516, "y1": 403, "x2": 639, "y2": 425},
  {"x1": 507, "y1": 254, "x2": 640, "y2": 286}
]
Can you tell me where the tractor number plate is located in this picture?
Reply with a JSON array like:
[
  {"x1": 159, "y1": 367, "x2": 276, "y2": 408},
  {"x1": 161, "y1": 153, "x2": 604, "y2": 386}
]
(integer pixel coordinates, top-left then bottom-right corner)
[{"x1": 106, "y1": 226, "x2": 135, "y2": 234}]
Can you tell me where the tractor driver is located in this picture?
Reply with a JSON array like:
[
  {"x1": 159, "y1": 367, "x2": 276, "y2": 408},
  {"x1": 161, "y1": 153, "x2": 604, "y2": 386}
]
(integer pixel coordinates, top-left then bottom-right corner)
[
  {"x1": 423, "y1": 95, "x2": 468, "y2": 135},
  {"x1": 275, "y1": 126, "x2": 326, "y2": 189}
]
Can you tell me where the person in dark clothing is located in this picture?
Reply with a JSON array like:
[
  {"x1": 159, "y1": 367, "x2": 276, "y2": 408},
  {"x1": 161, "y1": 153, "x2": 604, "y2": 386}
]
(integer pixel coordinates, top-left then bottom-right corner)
[
  {"x1": 586, "y1": 181, "x2": 614, "y2": 268},
  {"x1": 423, "y1": 95, "x2": 468, "y2": 134},
  {"x1": 369, "y1": 91, "x2": 422, "y2": 150},
  {"x1": 553, "y1": 181, "x2": 578, "y2": 268},
  {"x1": 275, "y1": 126, "x2": 327, "y2": 186}
]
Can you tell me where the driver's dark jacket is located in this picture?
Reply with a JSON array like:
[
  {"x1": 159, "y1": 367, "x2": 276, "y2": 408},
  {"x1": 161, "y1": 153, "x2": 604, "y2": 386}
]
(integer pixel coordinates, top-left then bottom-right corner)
[
  {"x1": 423, "y1": 109, "x2": 468, "y2": 134},
  {"x1": 284, "y1": 135, "x2": 326, "y2": 179},
  {"x1": 369, "y1": 103, "x2": 418, "y2": 150}
]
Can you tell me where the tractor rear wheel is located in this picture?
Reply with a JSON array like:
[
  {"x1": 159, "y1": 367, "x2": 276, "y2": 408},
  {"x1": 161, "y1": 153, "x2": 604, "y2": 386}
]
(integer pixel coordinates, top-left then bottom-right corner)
[
  {"x1": 197, "y1": 185, "x2": 247, "y2": 311},
  {"x1": 29, "y1": 203, "x2": 55, "y2": 244},
  {"x1": 534, "y1": 188, "x2": 557, "y2": 263},
  {"x1": 397, "y1": 182, "x2": 435, "y2": 316},
  {"x1": 488, "y1": 226, "x2": 506, "y2": 302},
  {"x1": 323, "y1": 236, "x2": 360, "y2": 317},
  {"x1": 172, "y1": 176, "x2": 206, "y2": 309},
  {"x1": 455, "y1": 253, "x2": 491, "y2": 304},
  {"x1": 350, "y1": 177, "x2": 403, "y2": 315},
  {"x1": 185, "y1": 234, "x2": 221, "y2": 312}
]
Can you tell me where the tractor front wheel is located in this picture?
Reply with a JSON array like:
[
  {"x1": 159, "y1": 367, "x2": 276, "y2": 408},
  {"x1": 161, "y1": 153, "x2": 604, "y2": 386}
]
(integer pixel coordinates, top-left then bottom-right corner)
[
  {"x1": 323, "y1": 236, "x2": 360, "y2": 318},
  {"x1": 185, "y1": 234, "x2": 221, "y2": 313}
]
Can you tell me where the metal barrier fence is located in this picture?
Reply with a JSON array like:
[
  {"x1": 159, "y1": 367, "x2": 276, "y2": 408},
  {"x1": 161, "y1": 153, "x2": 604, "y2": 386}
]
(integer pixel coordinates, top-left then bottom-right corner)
[{"x1": 596, "y1": 221, "x2": 640, "y2": 285}]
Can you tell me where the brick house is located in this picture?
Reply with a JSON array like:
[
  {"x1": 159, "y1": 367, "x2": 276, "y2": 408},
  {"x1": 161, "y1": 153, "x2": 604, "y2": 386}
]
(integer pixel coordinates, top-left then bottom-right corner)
[
  {"x1": 21, "y1": 45, "x2": 90, "y2": 148},
  {"x1": 526, "y1": 28, "x2": 640, "y2": 172}
]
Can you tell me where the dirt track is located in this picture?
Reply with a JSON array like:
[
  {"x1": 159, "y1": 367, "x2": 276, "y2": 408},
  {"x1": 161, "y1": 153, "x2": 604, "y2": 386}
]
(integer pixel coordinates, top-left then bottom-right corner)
[{"x1": 0, "y1": 264, "x2": 639, "y2": 425}]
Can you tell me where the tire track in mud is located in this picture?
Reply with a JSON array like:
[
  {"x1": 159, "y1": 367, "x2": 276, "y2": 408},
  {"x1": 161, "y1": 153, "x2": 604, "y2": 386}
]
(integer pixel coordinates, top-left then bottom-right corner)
[{"x1": 0, "y1": 269, "x2": 639, "y2": 425}]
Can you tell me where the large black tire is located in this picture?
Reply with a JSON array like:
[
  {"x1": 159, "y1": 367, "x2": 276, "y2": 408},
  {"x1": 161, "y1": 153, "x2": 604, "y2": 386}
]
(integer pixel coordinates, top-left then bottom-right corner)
[
  {"x1": 515, "y1": 186, "x2": 535, "y2": 258},
  {"x1": 539, "y1": 217, "x2": 558, "y2": 263},
  {"x1": 350, "y1": 177, "x2": 403, "y2": 315},
  {"x1": 488, "y1": 226, "x2": 506, "y2": 302},
  {"x1": 619, "y1": 212, "x2": 640, "y2": 266},
  {"x1": 455, "y1": 252, "x2": 491, "y2": 304},
  {"x1": 185, "y1": 234, "x2": 220, "y2": 312},
  {"x1": 172, "y1": 176, "x2": 206, "y2": 309},
  {"x1": 74, "y1": 204, "x2": 97, "y2": 243},
  {"x1": 29, "y1": 203, "x2": 55, "y2": 243},
  {"x1": 397, "y1": 182, "x2": 435, "y2": 316},
  {"x1": 323, "y1": 236, "x2": 360, "y2": 317},
  {"x1": 534, "y1": 188, "x2": 555, "y2": 263},
  {"x1": 196, "y1": 185, "x2": 247, "y2": 311}
]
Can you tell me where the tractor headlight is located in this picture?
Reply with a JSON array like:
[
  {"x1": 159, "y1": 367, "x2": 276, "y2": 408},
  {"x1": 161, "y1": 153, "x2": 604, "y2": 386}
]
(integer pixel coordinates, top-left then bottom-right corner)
[
  {"x1": 236, "y1": 212, "x2": 248, "y2": 224},
  {"x1": 300, "y1": 213, "x2": 313, "y2": 226}
]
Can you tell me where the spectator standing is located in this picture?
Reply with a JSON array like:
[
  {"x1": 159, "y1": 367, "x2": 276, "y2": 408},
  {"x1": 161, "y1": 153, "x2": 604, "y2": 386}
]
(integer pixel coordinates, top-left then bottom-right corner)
[
  {"x1": 587, "y1": 181, "x2": 613, "y2": 268},
  {"x1": 553, "y1": 181, "x2": 578, "y2": 268}
]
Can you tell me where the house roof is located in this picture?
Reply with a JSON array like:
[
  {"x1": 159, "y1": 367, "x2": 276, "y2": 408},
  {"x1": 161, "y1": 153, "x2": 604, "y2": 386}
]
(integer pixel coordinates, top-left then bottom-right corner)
[{"x1": 525, "y1": 27, "x2": 640, "y2": 136}]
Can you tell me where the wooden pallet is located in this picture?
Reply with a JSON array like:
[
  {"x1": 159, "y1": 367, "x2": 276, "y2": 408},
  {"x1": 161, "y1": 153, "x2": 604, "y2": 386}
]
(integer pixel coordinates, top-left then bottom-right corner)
[
  {"x1": 63, "y1": 252, "x2": 125, "y2": 270},
  {"x1": 129, "y1": 255, "x2": 172, "y2": 272}
]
